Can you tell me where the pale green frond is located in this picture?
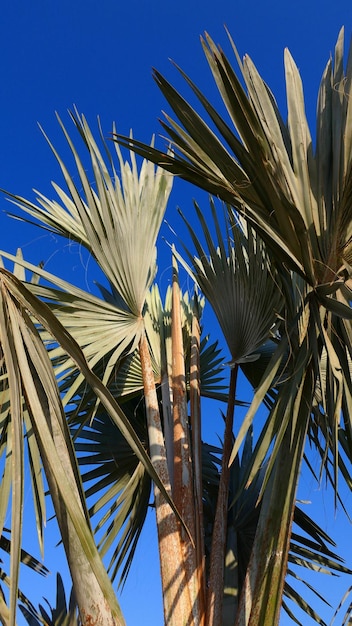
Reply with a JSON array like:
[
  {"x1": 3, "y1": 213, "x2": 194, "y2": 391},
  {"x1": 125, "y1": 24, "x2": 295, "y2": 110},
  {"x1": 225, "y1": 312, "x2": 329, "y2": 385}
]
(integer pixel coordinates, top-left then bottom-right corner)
[
  {"x1": 178, "y1": 198, "x2": 283, "y2": 366},
  {"x1": 0, "y1": 250, "x2": 143, "y2": 406},
  {"x1": 5, "y1": 112, "x2": 173, "y2": 317},
  {"x1": 116, "y1": 29, "x2": 352, "y2": 496},
  {"x1": 0, "y1": 274, "x2": 122, "y2": 622}
]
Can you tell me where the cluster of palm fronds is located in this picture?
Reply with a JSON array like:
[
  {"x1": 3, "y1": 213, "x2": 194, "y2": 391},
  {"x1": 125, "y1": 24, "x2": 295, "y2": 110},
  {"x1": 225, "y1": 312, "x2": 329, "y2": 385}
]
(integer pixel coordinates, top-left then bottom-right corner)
[{"x1": 0, "y1": 26, "x2": 352, "y2": 626}]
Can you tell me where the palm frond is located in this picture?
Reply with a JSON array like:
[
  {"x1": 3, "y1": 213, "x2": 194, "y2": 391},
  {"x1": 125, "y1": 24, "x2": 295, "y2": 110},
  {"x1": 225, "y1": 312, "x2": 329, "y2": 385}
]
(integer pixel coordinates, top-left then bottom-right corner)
[
  {"x1": 176, "y1": 199, "x2": 283, "y2": 366},
  {"x1": 72, "y1": 403, "x2": 151, "y2": 590},
  {"x1": 5, "y1": 111, "x2": 173, "y2": 317}
]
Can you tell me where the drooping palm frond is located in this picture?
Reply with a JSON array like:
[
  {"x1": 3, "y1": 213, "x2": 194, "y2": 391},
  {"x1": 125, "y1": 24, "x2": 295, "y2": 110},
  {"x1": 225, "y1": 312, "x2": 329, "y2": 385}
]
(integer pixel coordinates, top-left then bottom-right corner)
[
  {"x1": 71, "y1": 401, "x2": 151, "y2": 590},
  {"x1": 1, "y1": 266, "x2": 200, "y2": 624},
  {"x1": 0, "y1": 268, "x2": 126, "y2": 624}
]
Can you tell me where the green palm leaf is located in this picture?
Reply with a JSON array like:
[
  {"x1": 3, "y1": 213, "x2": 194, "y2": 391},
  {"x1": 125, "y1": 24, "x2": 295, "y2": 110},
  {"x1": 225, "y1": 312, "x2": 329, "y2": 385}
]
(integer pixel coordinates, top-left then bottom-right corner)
[
  {"x1": 5, "y1": 111, "x2": 173, "y2": 318},
  {"x1": 115, "y1": 24, "x2": 352, "y2": 491},
  {"x1": 0, "y1": 268, "x2": 125, "y2": 623},
  {"x1": 175, "y1": 198, "x2": 283, "y2": 365},
  {"x1": 72, "y1": 404, "x2": 151, "y2": 589}
]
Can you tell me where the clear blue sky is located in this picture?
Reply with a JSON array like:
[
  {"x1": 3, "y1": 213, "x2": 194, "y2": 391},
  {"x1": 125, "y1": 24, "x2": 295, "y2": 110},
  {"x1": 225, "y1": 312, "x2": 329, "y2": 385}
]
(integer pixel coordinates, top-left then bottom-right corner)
[{"x1": 1, "y1": 1, "x2": 352, "y2": 625}]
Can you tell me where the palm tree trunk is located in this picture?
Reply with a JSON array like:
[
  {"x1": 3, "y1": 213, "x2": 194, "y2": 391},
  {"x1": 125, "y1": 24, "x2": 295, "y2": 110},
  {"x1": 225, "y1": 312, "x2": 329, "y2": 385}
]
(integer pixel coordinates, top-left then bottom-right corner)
[
  {"x1": 172, "y1": 258, "x2": 201, "y2": 624},
  {"x1": 190, "y1": 311, "x2": 206, "y2": 625},
  {"x1": 139, "y1": 331, "x2": 193, "y2": 626},
  {"x1": 206, "y1": 364, "x2": 238, "y2": 626}
]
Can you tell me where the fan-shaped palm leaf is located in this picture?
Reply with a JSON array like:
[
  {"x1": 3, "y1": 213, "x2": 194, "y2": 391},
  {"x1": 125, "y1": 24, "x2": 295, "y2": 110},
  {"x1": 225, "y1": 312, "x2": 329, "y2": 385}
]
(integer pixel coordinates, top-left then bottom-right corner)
[
  {"x1": 171, "y1": 196, "x2": 283, "y2": 624},
  {"x1": 176, "y1": 199, "x2": 282, "y2": 365},
  {"x1": 72, "y1": 403, "x2": 151, "y2": 590},
  {"x1": 5, "y1": 111, "x2": 173, "y2": 318}
]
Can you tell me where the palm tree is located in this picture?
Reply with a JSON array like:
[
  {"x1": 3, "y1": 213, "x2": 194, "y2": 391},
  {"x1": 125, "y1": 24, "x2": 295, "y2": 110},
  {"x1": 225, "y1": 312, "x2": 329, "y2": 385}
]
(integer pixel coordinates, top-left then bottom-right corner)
[
  {"x1": 0, "y1": 530, "x2": 49, "y2": 626},
  {"x1": 2, "y1": 53, "x2": 352, "y2": 626},
  {"x1": 113, "y1": 25, "x2": 352, "y2": 625}
]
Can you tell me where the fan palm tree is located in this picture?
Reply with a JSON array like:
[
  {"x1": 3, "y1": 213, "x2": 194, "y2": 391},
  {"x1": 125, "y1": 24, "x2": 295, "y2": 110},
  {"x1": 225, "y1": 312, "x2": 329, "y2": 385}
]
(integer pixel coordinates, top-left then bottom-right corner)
[
  {"x1": 113, "y1": 26, "x2": 352, "y2": 625},
  {"x1": 2, "y1": 77, "x2": 352, "y2": 626}
]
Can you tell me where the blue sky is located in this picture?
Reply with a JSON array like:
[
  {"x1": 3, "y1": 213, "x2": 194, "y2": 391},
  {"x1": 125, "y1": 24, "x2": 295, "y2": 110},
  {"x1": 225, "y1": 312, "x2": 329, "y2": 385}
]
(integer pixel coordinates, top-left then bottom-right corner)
[{"x1": 1, "y1": 1, "x2": 352, "y2": 624}]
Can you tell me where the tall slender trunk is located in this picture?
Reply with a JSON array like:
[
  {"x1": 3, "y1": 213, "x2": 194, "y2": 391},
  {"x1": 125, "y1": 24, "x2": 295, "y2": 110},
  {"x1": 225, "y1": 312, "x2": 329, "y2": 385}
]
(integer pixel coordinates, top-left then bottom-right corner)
[
  {"x1": 190, "y1": 310, "x2": 206, "y2": 626},
  {"x1": 206, "y1": 365, "x2": 238, "y2": 626},
  {"x1": 139, "y1": 331, "x2": 193, "y2": 626},
  {"x1": 172, "y1": 258, "x2": 201, "y2": 624}
]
